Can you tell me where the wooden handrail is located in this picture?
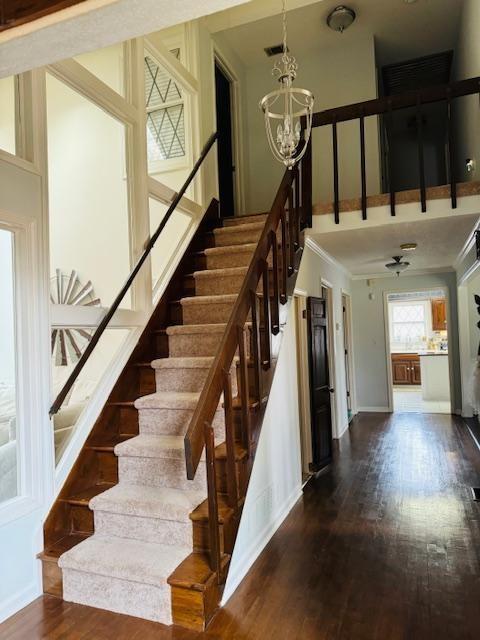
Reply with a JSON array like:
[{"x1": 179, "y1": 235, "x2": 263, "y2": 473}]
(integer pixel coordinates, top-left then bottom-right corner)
[
  {"x1": 184, "y1": 160, "x2": 303, "y2": 479},
  {"x1": 311, "y1": 76, "x2": 480, "y2": 127},
  {"x1": 50, "y1": 131, "x2": 218, "y2": 417}
]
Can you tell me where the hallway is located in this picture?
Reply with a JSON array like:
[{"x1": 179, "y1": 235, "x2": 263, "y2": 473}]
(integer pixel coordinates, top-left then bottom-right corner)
[{"x1": 2, "y1": 413, "x2": 480, "y2": 639}]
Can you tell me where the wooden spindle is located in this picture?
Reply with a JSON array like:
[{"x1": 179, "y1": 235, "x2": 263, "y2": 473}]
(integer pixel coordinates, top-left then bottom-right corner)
[
  {"x1": 359, "y1": 115, "x2": 367, "y2": 220},
  {"x1": 294, "y1": 171, "x2": 300, "y2": 247},
  {"x1": 237, "y1": 325, "x2": 252, "y2": 455},
  {"x1": 261, "y1": 260, "x2": 272, "y2": 370},
  {"x1": 446, "y1": 92, "x2": 457, "y2": 209},
  {"x1": 387, "y1": 104, "x2": 396, "y2": 216},
  {"x1": 204, "y1": 422, "x2": 221, "y2": 579},
  {"x1": 250, "y1": 290, "x2": 263, "y2": 402},
  {"x1": 222, "y1": 369, "x2": 239, "y2": 513},
  {"x1": 416, "y1": 97, "x2": 426, "y2": 213},
  {"x1": 287, "y1": 186, "x2": 295, "y2": 274},
  {"x1": 269, "y1": 230, "x2": 280, "y2": 335},
  {"x1": 332, "y1": 120, "x2": 340, "y2": 224},
  {"x1": 280, "y1": 211, "x2": 288, "y2": 303},
  {"x1": 302, "y1": 138, "x2": 313, "y2": 229}
]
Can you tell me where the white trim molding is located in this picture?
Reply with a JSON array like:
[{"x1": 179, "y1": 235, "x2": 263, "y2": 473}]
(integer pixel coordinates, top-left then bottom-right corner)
[{"x1": 305, "y1": 236, "x2": 352, "y2": 278}]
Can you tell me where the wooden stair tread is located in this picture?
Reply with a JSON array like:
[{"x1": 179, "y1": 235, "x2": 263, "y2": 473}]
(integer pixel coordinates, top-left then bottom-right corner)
[
  {"x1": 59, "y1": 483, "x2": 115, "y2": 506},
  {"x1": 190, "y1": 494, "x2": 233, "y2": 524},
  {"x1": 106, "y1": 401, "x2": 135, "y2": 408},
  {"x1": 168, "y1": 552, "x2": 230, "y2": 591},
  {"x1": 214, "y1": 441, "x2": 247, "y2": 462},
  {"x1": 85, "y1": 434, "x2": 132, "y2": 452},
  {"x1": 40, "y1": 533, "x2": 90, "y2": 562}
]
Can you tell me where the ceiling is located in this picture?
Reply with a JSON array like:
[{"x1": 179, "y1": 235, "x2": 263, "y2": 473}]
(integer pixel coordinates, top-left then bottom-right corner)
[
  {"x1": 311, "y1": 213, "x2": 479, "y2": 277},
  {"x1": 214, "y1": 0, "x2": 464, "y2": 69},
  {"x1": 0, "y1": 0, "x2": 246, "y2": 78}
]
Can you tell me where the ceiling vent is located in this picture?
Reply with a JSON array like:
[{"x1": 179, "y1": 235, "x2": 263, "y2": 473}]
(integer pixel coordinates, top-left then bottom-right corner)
[
  {"x1": 264, "y1": 44, "x2": 288, "y2": 57},
  {"x1": 382, "y1": 50, "x2": 453, "y2": 96}
]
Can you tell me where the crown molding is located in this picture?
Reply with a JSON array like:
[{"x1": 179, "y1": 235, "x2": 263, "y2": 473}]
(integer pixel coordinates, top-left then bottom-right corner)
[
  {"x1": 453, "y1": 215, "x2": 480, "y2": 271},
  {"x1": 305, "y1": 236, "x2": 352, "y2": 279},
  {"x1": 351, "y1": 266, "x2": 456, "y2": 281}
]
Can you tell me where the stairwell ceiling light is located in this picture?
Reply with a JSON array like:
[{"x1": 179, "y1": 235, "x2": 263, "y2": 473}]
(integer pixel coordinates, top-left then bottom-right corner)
[
  {"x1": 259, "y1": 0, "x2": 314, "y2": 169},
  {"x1": 326, "y1": 6, "x2": 356, "y2": 33},
  {"x1": 386, "y1": 256, "x2": 410, "y2": 277}
]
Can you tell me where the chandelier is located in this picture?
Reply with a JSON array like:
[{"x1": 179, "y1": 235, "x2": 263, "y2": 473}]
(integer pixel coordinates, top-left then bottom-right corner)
[{"x1": 260, "y1": 0, "x2": 314, "y2": 169}]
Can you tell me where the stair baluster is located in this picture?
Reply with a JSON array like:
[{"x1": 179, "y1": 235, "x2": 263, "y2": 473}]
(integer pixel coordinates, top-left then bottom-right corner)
[{"x1": 204, "y1": 423, "x2": 221, "y2": 582}]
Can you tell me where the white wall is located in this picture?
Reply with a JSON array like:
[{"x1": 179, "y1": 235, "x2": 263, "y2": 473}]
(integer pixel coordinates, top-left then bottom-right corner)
[
  {"x1": 453, "y1": 0, "x2": 480, "y2": 183},
  {"x1": 0, "y1": 76, "x2": 15, "y2": 156},
  {"x1": 296, "y1": 242, "x2": 353, "y2": 438},
  {"x1": 243, "y1": 36, "x2": 380, "y2": 214},
  {"x1": 0, "y1": 230, "x2": 15, "y2": 384},
  {"x1": 351, "y1": 272, "x2": 462, "y2": 412},
  {"x1": 223, "y1": 302, "x2": 303, "y2": 602}
]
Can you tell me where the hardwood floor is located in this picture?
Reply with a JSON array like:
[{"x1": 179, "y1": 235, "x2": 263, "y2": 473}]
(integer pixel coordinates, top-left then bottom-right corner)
[{"x1": 2, "y1": 412, "x2": 480, "y2": 639}]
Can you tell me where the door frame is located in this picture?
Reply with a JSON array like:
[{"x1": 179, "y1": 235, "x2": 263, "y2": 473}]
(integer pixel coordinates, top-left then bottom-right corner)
[
  {"x1": 321, "y1": 279, "x2": 338, "y2": 438},
  {"x1": 212, "y1": 46, "x2": 246, "y2": 215},
  {"x1": 342, "y1": 291, "x2": 357, "y2": 420},
  {"x1": 383, "y1": 286, "x2": 454, "y2": 413},
  {"x1": 293, "y1": 289, "x2": 313, "y2": 475}
]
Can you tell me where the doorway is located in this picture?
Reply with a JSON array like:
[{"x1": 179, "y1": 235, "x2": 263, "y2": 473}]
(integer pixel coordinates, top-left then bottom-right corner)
[
  {"x1": 385, "y1": 289, "x2": 452, "y2": 414},
  {"x1": 214, "y1": 62, "x2": 235, "y2": 218},
  {"x1": 307, "y1": 295, "x2": 333, "y2": 471},
  {"x1": 342, "y1": 293, "x2": 354, "y2": 423}
]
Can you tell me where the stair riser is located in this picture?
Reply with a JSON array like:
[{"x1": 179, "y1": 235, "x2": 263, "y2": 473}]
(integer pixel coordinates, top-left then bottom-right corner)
[
  {"x1": 119, "y1": 457, "x2": 207, "y2": 493},
  {"x1": 154, "y1": 367, "x2": 210, "y2": 393},
  {"x1": 205, "y1": 250, "x2": 253, "y2": 270},
  {"x1": 155, "y1": 365, "x2": 238, "y2": 395},
  {"x1": 168, "y1": 333, "x2": 223, "y2": 358},
  {"x1": 138, "y1": 408, "x2": 225, "y2": 440},
  {"x1": 62, "y1": 568, "x2": 172, "y2": 624},
  {"x1": 213, "y1": 229, "x2": 262, "y2": 247},
  {"x1": 223, "y1": 215, "x2": 268, "y2": 227},
  {"x1": 195, "y1": 273, "x2": 245, "y2": 296},
  {"x1": 182, "y1": 302, "x2": 235, "y2": 324},
  {"x1": 94, "y1": 511, "x2": 192, "y2": 547}
]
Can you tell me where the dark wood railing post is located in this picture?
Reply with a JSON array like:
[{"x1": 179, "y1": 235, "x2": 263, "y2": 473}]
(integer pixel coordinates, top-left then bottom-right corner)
[
  {"x1": 446, "y1": 90, "x2": 457, "y2": 209},
  {"x1": 416, "y1": 96, "x2": 427, "y2": 212},
  {"x1": 386, "y1": 103, "x2": 396, "y2": 217},
  {"x1": 332, "y1": 119, "x2": 340, "y2": 224},
  {"x1": 222, "y1": 369, "x2": 239, "y2": 514},
  {"x1": 237, "y1": 326, "x2": 252, "y2": 455},
  {"x1": 359, "y1": 113, "x2": 367, "y2": 220},
  {"x1": 250, "y1": 290, "x2": 263, "y2": 402},
  {"x1": 269, "y1": 230, "x2": 280, "y2": 335},
  {"x1": 280, "y1": 211, "x2": 288, "y2": 303},
  {"x1": 261, "y1": 260, "x2": 272, "y2": 370},
  {"x1": 204, "y1": 423, "x2": 221, "y2": 579},
  {"x1": 301, "y1": 138, "x2": 313, "y2": 229}
]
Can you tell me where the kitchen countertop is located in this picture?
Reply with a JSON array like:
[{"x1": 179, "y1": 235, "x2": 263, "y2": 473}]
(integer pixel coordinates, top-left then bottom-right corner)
[{"x1": 418, "y1": 351, "x2": 448, "y2": 356}]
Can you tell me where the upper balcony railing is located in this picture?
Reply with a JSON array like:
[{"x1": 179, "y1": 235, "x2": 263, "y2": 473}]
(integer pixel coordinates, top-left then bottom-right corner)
[{"x1": 310, "y1": 76, "x2": 480, "y2": 223}]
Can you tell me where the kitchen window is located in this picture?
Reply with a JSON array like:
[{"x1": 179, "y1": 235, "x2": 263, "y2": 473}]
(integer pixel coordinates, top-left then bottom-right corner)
[{"x1": 389, "y1": 300, "x2": 431, "y2": 350}]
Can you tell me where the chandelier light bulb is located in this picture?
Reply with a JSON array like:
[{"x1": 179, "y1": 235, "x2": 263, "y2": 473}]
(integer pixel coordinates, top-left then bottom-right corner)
[{"x1": 259, "y1": 0, "x2": 314, "y2": 169}]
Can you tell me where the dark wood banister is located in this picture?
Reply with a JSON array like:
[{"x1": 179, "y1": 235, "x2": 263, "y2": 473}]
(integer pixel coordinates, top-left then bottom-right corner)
[
  {"x1": 49, "y1": 131, "x2": 218, "y2": 417},
  {"x1": 184, "y1": 163, "x2": 301, "y2": 480},
  {"x1": 312, "y1": 76, "x2": 480, "y2": 126}
]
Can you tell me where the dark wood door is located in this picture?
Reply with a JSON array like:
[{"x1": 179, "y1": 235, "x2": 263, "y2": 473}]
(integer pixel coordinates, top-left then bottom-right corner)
[
  {"x1": 214, "y1": 63, "x2": 235, "y2": 218},
  {"x1": 307, "y1": 297, "x2": 333, "y2": 471}
]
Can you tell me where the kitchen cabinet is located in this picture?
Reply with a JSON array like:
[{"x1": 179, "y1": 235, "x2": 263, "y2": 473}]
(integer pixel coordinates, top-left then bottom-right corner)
[
  {"x1": 391, "y1": 353, "x2": 421, "y2": 385},
  {"x1": 432, "y1": 299, "x2": 447, "y2": 331}
]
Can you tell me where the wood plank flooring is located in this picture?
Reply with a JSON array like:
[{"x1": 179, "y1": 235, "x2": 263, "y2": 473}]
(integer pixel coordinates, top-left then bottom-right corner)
[{"x1": 2, "y1": 412, "x2": 480, "y2": 639}]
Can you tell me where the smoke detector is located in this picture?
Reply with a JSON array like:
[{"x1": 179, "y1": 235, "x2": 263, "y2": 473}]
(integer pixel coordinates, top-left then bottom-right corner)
[
  {"x1": 385, "y1": 256, "x2": 410, "y2": 276},
  {"x1": 326, "y1": 6, "x2": 356, "y2": 33}
]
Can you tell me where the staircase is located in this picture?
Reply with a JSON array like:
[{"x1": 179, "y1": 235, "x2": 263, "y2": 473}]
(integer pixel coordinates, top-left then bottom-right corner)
[{"x1": 40, "y1": 150, "x2": 310, "y2": 630}]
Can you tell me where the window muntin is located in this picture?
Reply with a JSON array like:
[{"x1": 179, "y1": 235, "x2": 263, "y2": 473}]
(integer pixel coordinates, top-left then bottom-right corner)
[{"x1": 145, "y1": 50, "x2": 186, "y2": 164}]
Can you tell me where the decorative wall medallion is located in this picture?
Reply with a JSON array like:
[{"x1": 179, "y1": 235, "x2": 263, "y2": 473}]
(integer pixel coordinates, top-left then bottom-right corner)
[{"x1": 51, "y1": 269, "x2": 101, "y2": 366}]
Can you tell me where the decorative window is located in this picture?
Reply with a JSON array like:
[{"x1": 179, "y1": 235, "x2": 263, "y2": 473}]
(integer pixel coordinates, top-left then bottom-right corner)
[
  {"x1": 389, "y1": 301, "x2": 430, "y2": 349},
  {"x1": 145, "y1": 50, "x2": 186, "y2": 165}
]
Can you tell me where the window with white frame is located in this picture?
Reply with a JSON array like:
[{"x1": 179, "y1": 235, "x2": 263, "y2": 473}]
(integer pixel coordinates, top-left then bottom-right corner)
[
  {"x1": 389, "y1": 300, "x2": 431, "y2": 349},
  {"x1": 144, "y1": 49, "x2": 186, "y2": 166}
]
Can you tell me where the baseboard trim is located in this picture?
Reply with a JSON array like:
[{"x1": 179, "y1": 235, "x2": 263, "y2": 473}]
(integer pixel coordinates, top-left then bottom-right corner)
[
  {"x1": 358, "y1": 406, "x2": 391, "y2": 413},
  {"x1": 0, "y1": 579, "x2": 41, "y2": 623},
  {"x1": 221, "y1": 486, "x2": 302, "y2": 605}
]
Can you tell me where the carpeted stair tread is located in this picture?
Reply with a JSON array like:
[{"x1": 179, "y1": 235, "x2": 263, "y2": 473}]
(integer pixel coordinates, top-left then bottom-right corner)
[
  {"x1": 213, "y1": 221, "x2": 264, "y2": 235},
  {"x1": 90, "y1": 484, "x2": 205, "y2": 522},
  {"x1": 180, "y1": 294, "x2": 237, "y2": 306},
  {"x1": 59, "y1": 535, "x2": 190, "y2": 587},
  {"x1": 134, "y1": 390, "x2": 201, "y2": 410},
  {"x1": 166, "y1": 323, "x2": 226, "y2": 335},
  {"x1": 192, "y1": 266, "x2": 248, "y2": 279},
  {"x1": 151, "y1": 357, "x2": 213, "y2": 370},
  {"x1": 202, "y1": 243, "x2": 256, "y2": 256},
  {"x1": 222, "y1": 213, "x2": 268, "y2": 227},
  {"x1": 115, "y1": 434, "x2": 187, "y2": 460}
]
